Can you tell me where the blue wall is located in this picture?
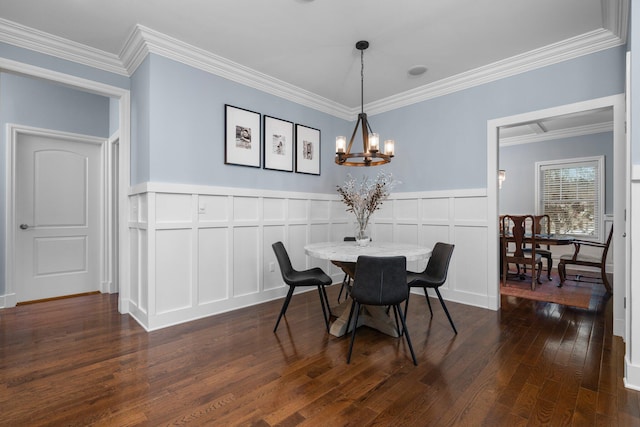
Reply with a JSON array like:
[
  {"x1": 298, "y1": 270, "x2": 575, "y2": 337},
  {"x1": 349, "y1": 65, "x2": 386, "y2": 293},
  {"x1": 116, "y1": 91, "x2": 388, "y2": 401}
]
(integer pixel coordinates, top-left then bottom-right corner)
[
  {"x1": 134, "y1": 54, "x2": 350, "y2": 193},
  {"x1": 499, "y1": 132, "x2": 614, "y2": 215},
  {"x1": 0, "y1": 72, "x2": 110, "y2": 295},
  {"x1": 129, "y1": 47, "x2": 625, "y2": 195}
]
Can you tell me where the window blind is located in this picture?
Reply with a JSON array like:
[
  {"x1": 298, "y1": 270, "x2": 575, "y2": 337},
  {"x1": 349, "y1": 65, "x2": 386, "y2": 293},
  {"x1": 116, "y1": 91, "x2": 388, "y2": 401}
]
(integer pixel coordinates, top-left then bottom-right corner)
[{"x1": 539, "y1": 159, "x2": 601, "y2": 238}]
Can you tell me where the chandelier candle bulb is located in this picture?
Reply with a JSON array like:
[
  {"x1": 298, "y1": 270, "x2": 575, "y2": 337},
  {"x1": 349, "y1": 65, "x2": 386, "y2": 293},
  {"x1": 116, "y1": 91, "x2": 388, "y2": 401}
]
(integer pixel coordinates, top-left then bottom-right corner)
[
  {"x1": 369, "y1": 133, "x2": 379, "y2": 151},
  {"x1": 384, "y1": 140, "x2": 395, "y2": 156},
  {"x1": 336, "y1": 136, "x2": 346, "y2": 153}
]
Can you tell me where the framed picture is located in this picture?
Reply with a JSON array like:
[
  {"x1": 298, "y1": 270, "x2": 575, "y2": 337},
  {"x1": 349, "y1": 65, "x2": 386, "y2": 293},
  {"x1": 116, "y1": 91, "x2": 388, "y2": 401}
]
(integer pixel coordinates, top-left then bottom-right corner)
[
  {"x1": 263, "y1": 115, "x2": 294, "y2": 172},
  {"x1": 295, "y1": 124, "x2": 320, "y2": 175},
  {"x1": 225, "y1": 104, "x2": 261, "y2": 168}
]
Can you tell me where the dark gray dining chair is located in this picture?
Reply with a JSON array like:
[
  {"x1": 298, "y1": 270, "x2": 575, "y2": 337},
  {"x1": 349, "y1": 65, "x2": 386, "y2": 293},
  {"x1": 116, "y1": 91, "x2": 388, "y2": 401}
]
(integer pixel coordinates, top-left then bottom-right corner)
[
  {"x1": 272, "y1": 241, "x2": 332, "y2": 333},
  {"x1": 346, "y1": 255, "x2": 417, "y2": 365},
  {"x1": 406, "y1": 242, "x2": 457, "y2": 334}
]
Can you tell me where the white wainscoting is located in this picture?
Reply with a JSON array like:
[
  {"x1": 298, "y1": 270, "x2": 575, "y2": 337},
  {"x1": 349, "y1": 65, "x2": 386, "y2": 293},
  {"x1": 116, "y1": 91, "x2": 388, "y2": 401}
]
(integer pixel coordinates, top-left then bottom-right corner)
[{"x1": 126, "y1": 183, "x2": 489, "y2": 331}]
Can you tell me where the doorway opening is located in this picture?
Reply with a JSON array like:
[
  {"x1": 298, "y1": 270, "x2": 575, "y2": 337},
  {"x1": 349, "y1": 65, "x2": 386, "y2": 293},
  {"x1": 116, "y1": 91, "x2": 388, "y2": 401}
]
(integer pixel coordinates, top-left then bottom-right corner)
[
  {"x1": 1, "y1": 59, "x2": 130, "y2": 312},
  {"x1": 487, "y1": 94, "x2": 626, "y2": 339}
]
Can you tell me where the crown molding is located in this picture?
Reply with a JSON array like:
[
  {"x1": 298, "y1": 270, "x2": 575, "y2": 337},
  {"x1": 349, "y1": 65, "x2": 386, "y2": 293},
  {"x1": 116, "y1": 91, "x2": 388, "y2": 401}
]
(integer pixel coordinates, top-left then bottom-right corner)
[
  {"x1": 120, "y1": 25, "x2": 352, "y2": 120},
  {"x1": 499, "y1": 121, "x2": 614, "y2": 147},
  {"x1": 0, "y1": 17, "x2": 128, "y2": 76},
  {"x1": 365, "y1": 28, "x2": 625, "y2": 117},
  {"x1": 603, "y1": 0, "x2": 629, "y2": 40}
]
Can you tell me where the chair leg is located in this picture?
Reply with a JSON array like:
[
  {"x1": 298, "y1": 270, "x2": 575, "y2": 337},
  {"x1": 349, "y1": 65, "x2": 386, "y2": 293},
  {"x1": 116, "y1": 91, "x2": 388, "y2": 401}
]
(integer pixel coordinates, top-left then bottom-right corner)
[
  {"x1": 502, "y1": 258, "x2": 509, "y2": 288},
  {"x1": 321, "y1": 284, "x2": 332, "y2": 318},
  {"x1": 391, "y1": 305, "x2": 401, "y2": 336},
  {"x1": 601, "y1": 267, "x2": 612, "y2": 294},
  {"x1": 434, "y1": 288, "x2": 457, "y2": 335},
  {"x1": 423, "y1": 287, "x2": 433, "y2": 317},
  {"x1": 546, "y1": 255, "x2": 553, "y2": 280},
  {"x1": 317, "y1": 285, "x2": 331, "y2": 332},
  {"x1": 396, "y1": 304, "x2": 418, "y2": 365},
  {"x1": 346, "y1": 299, "x2": 356, "y2": 332},
  {"x1": 274, "y1": 286, "x2": 295, "y2": 332},
  {"x1": 558, "y1": 261, "x2": 566, "y2": 288},
  {"x1": 347, "y1": 301, "x2": 361, "y2": 364},
  {"x1": 338, "y1": 273, "x2": 349, "y2": 302}
]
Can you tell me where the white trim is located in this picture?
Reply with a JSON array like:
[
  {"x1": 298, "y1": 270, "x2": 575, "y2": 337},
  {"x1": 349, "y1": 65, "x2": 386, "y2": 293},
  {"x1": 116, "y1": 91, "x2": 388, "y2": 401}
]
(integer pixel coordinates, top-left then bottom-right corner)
[
  {"x1": 625, "y1": 358, "x2": 640, "y2": 392},
  {"x1": 500, "y1": 121, "x2": 614, "y2": 147},
  {"x1": 0, "y1": 17, "x2": 127, "y2": 76}
]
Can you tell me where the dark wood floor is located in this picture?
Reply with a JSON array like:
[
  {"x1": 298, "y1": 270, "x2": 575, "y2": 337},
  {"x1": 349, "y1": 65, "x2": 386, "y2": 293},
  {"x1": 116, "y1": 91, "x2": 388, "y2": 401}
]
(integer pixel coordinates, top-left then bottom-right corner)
[{"x1": 1, "y1": 283, "x2": 639, "y2": 426}]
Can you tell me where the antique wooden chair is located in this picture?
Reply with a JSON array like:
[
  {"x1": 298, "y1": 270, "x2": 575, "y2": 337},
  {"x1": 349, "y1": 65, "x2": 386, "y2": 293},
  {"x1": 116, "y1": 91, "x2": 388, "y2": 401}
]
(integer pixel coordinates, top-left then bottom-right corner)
[
  {"x1": 521, "y1": 214, "x2": 553, "y2": 281},
  {"x1": 558, "y1": 226, "x2": 613, "y2": 294},
  {"x1": 501, "y1": 214, "x2": 543, "y2": 290}
]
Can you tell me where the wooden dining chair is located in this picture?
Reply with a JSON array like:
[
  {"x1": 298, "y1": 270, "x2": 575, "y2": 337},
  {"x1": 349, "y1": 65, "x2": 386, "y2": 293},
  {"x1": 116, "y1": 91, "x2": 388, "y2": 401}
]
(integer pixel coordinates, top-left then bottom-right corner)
[
  {"x1": 501, "y1": 215, "x2": 543, "y2": 290},
  {"x1": 521, "y1": 214, "x2": 553, "y2": 280},
  {"x1": 558, "y1": 226, "x2": 613, "y2": 294}
]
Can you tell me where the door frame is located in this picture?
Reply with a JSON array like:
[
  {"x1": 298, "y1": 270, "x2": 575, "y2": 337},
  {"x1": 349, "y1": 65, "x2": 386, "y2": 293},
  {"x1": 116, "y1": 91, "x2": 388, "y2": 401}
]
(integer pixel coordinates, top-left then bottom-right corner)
[
  {"x1": 1, "y1": 57, "x2": 130, "y2": 312},
  {"x1": 487, "y1": 94, "x2": 627, "y2": 337},
  {"x1": 7, "y1": 125, "x2": 108, "y2": 301}
]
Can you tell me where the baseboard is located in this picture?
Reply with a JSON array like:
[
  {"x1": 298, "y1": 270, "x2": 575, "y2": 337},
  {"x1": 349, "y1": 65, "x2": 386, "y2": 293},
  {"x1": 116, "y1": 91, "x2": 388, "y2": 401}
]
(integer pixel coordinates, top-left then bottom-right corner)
[
  {"x1": 1, "y1": 292, "x2": 17, "y2": 308},
  {"x1": 624, "y1": 357, "x2": 640, "y2": 391}
]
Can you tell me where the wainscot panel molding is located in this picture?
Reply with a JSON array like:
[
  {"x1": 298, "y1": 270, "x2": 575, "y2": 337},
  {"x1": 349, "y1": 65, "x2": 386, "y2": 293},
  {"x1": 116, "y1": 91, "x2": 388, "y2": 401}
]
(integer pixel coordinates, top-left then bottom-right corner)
[{"x1": 125, "y1": 183, "x2": 490, "y2": 331}]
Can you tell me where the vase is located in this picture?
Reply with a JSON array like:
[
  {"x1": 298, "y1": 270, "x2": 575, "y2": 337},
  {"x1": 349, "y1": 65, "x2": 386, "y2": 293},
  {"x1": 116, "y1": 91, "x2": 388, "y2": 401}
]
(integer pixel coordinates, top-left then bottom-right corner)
[{"x1": 355, "y1": 222, "x2": 370, "y2": 246}]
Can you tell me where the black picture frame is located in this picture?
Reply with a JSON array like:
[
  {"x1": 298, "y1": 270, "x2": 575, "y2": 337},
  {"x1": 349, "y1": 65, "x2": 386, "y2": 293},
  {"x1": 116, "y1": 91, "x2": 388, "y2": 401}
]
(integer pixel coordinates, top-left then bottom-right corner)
[
  {"x1": 295, "y1": 124, "x2": 321, "y2": 175},
  {"x1": 225, "y1": 104, "x2": 261, "y2": 168},
  {"x1": 263, "y1": 115, "x2": 294, "y2": 172}
]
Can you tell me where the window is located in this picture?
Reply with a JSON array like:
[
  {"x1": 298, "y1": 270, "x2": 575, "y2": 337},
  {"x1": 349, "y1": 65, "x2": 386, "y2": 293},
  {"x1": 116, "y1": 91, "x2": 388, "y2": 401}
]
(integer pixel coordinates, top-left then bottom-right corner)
[{"x1": 535, "y1": 156, "x2": 604, "y2": 240}]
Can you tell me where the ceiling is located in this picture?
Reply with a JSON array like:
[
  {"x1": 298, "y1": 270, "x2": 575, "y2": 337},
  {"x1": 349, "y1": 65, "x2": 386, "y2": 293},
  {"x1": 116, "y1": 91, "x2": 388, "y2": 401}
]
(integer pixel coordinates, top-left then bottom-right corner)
[{"x1": 0, "y1": 0, "x2": 626, "y2": 114}]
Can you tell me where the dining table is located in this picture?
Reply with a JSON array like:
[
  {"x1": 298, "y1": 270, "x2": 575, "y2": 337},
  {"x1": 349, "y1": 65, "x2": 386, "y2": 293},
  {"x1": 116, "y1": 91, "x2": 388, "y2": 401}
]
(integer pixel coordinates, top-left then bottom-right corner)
[{"x1": 304, "y1": 241, "x2": 432, "y2": 338}]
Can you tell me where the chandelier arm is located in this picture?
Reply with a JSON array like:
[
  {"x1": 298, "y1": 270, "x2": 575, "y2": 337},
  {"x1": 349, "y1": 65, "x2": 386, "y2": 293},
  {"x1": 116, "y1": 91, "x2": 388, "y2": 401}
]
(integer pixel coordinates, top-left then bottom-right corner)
[
  {"x1": 360, "y1": 114, "x2": 369, "y2": 155},
  {"x1": 346, "y1": 114, "x2": 364, "y2": 155}
]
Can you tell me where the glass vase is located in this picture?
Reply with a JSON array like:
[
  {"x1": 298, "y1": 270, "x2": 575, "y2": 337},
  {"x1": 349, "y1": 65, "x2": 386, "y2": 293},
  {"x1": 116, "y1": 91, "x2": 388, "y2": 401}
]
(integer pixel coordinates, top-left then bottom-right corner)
[{"x1": 355, "y1": 221, "x2": 370, "y2": 246}]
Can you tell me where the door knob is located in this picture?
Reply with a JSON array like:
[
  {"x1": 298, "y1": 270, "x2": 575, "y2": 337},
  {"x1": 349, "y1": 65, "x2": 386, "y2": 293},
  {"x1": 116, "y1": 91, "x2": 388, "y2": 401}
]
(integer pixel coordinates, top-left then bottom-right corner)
[{"x1": 19, "y1": 224, "x2": 29, "y2": 230}]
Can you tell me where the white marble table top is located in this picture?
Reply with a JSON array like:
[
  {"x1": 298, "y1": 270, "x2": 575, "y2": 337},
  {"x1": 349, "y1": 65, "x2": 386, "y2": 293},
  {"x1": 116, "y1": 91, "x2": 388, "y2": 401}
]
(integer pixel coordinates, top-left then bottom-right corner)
[{"x1": 304, "y1": 241, "x2": 432, "y2": 263}]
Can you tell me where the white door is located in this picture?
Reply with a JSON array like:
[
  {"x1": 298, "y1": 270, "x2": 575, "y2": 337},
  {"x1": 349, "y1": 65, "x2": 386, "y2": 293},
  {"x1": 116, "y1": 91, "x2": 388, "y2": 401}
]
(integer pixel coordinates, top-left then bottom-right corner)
[{"x1": 15, "y1": 132, "x2": 103, "y2": 302}]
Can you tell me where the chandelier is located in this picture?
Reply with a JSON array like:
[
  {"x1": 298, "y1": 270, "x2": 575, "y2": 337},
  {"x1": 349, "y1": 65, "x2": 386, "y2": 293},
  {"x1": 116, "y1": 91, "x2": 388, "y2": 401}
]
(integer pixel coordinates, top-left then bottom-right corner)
[{"x1": 335, "y1": 41, "x2": 395, "y2": 167}]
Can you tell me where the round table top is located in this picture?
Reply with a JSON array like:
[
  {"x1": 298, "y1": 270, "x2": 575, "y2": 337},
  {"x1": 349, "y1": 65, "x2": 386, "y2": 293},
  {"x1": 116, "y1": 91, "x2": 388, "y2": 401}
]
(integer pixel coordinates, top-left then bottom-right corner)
[{"x1": 304, "y1": 241, "x2": 432, "y2": 263}]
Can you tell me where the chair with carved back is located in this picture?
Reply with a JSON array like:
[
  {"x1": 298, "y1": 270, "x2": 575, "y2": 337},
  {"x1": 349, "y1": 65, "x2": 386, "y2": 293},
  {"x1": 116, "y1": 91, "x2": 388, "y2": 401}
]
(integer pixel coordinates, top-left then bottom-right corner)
[
  {"x1": 501, "y1": 214, "x2": 543, "y2": 290},
  {"x1": 521, "y1": 214, "x2": 553, "y2": 281},
  {"x1": 558, "y1": 226, "x2": 613, "y2": 294}
]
